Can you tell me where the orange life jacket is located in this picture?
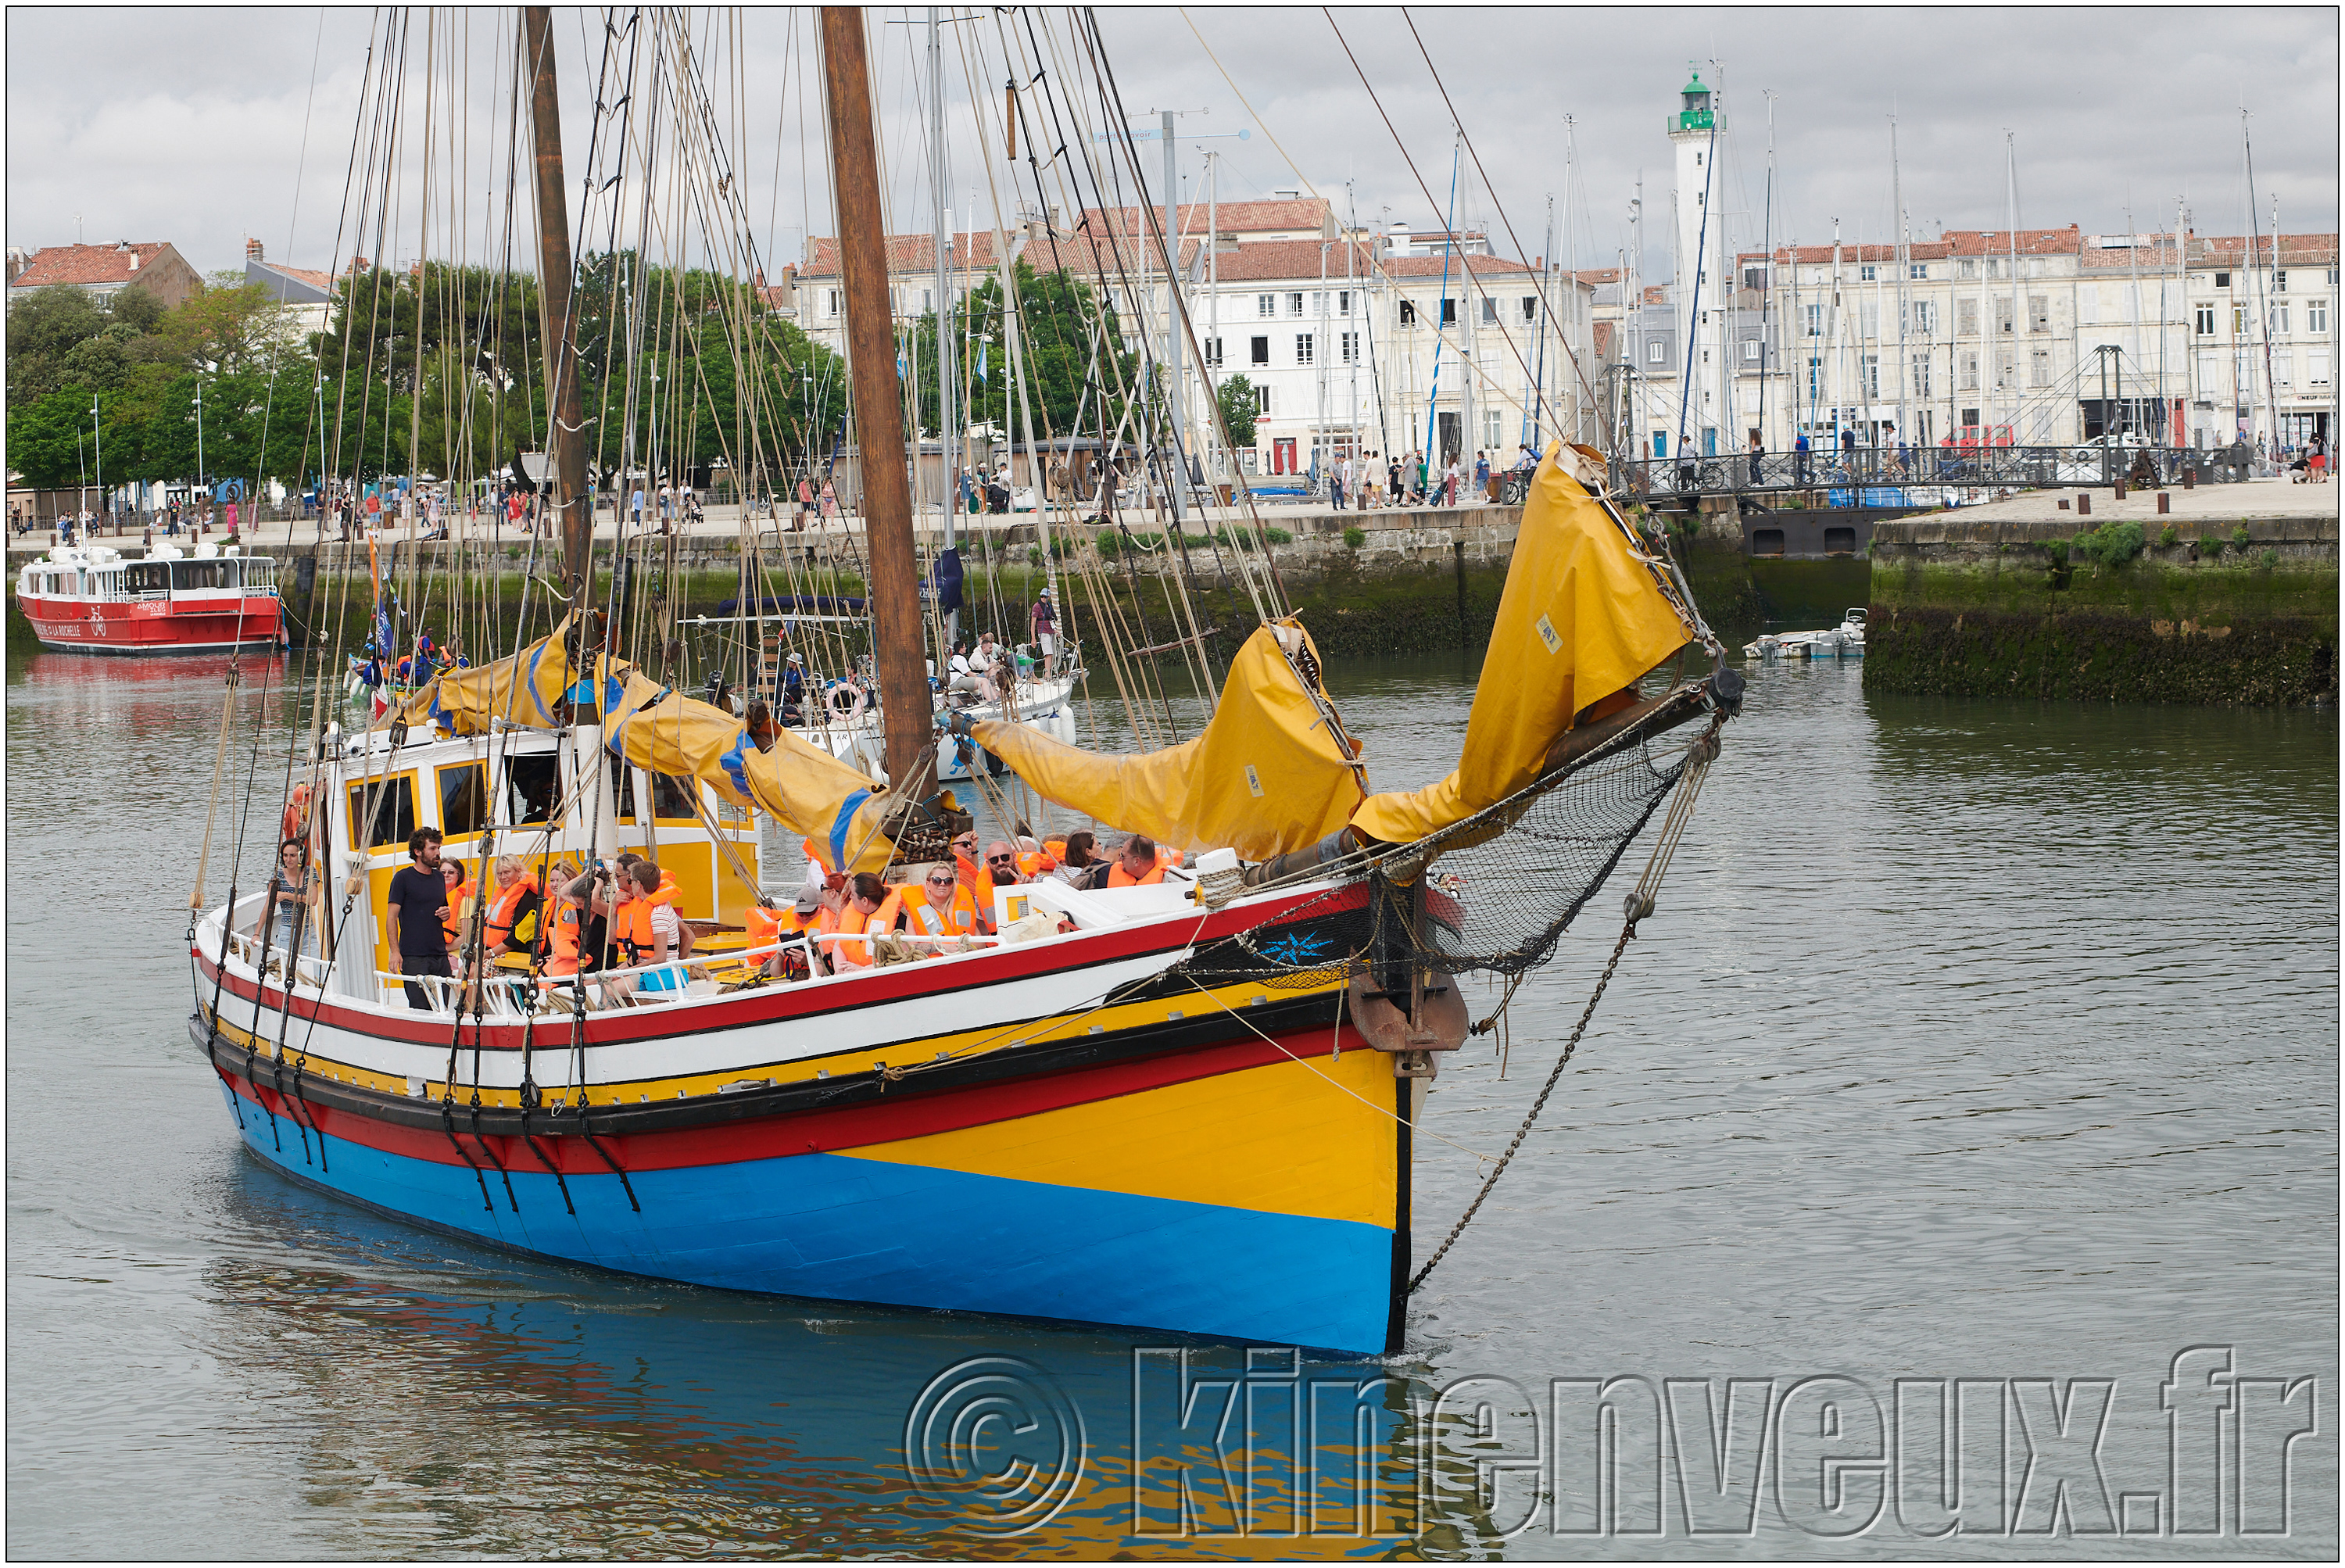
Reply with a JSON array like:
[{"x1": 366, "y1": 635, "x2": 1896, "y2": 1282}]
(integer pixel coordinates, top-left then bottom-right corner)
[
  {"x1": 544, "y1": 903, "x2": 582, "y2": 977},
  {"x1": 952, "y1": 853, "x2": 998, "y2": 933},
  {"x1": 484, "y1": 875, "x2": 539, "y2": 952},
  {"x1": 281, "y1": 783, "x2": 313, "y2": 850},
  {"x1": 831, "y1": 903, "x2": 875, "y2": 968},
  {"x1": 1107, "y1": 861, "x2": 1166, "y2": 888},
  {"x1": 875, "y1": 882, "x2": 961, "y2": 942},
  {"x1": 441, "y1": 879, "x2": 473, "y2": 944}
]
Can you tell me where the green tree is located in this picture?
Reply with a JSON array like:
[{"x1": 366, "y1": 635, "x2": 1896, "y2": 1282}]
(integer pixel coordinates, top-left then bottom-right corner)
[
  {"x1": 110, "y1": 283, "x2": 166, "y2": 335},
  {"x1": 1215, "y1": 374, "x2": 1258, "y2": 448},
  {"x1": 907, "y1": 260, "x2": 1137, "y2": 441},
  {"x1": 6, "y1": 284, "x2": 107, "y2": 360}
]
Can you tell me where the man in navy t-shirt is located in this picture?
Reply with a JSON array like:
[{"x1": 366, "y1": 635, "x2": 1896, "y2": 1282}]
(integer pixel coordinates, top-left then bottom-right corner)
[{"x1": 385, "y1": 828, "x2": 453, "y2": 1010}]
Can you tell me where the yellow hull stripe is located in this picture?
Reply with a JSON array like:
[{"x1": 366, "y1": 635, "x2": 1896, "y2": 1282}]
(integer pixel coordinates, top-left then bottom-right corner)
[{"x1": 843, "y1": 1049, "x2": 1398, "y2": 1230}]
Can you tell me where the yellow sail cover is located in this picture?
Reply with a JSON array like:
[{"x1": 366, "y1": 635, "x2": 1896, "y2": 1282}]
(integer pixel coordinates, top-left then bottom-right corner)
[
  {"x1": 972, "y1": 622, "x2": 1366, "y2": 861},
  {"x1": 1348, "y1": 446, "x2": 1692, "y2": 846},
  {"x1": 385, "y1": 621, "x2": 900, "y2": 873}
]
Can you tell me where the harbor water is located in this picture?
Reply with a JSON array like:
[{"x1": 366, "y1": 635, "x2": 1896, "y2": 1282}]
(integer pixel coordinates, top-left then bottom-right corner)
[{"x1": 5, "y1": 647, "x2": 2336, "y2": 1558}]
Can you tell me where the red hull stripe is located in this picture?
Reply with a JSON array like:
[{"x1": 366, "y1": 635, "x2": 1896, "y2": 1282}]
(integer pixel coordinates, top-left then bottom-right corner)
[
  {"x1": 220, "y1": 1026, "x2": 1322, "y2": 1175},
  {"x1": 195, "y1": 882, "x2": 1348, "y2": 1051}
]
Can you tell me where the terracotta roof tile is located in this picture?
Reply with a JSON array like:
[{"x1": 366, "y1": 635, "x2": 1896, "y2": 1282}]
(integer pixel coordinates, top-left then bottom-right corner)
[{"x1": 7, "y1": 241, "x2": 190, "y2": 290}]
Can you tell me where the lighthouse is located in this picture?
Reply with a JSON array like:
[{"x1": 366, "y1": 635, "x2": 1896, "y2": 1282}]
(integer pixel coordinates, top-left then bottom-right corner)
[{"x1": 1668, "y1": 69, "x2": 1729, "y2": 458}]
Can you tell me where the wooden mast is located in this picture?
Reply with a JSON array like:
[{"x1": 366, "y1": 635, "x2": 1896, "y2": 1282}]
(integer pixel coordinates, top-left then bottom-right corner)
[
  {"x1": 523, "y1": 6, "x2": 590, "y2": 596},
  {"x1": 820, "y1": 6, "x2": 932, "y2": 789}
]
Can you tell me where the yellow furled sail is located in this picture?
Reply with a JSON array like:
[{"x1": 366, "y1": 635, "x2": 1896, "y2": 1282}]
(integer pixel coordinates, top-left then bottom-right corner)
[
  {"x1": 972, "y1": 622, "x2": 1366, "y2": 861},
  {"x1": 1348, "y1": 445, "x2": 1693, "y2": 846}
]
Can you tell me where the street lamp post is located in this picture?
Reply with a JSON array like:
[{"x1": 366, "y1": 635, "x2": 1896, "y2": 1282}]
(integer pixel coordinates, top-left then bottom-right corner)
[
  {"x1": 192, "y1": 376, "x2": 208, "y2": 524},
  {"x1": 92, "y1": 395, "x2": 105, "y2": 535}
]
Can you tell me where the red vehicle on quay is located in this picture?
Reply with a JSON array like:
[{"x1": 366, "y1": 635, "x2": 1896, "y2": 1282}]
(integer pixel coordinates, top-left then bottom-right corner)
[{"x1": 15, "y1": 541, "x2": 285, "y2": 655}]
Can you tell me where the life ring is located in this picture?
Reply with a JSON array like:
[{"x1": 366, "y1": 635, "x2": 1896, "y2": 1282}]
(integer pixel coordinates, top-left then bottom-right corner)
[{"x1": 827, "y1": 682, "x2": 869, "y2": 722}]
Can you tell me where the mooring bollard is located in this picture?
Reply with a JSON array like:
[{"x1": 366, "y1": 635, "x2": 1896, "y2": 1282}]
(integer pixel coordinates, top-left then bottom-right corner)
[
  {"x1": 2077, "y1": 493, "x2": 2092, "y2": 517},
  {"x1": 2183, "y1": 467, "x2": 2196, "y2": 490},
  {"x1": 2114, "y1": 479, "x2": 2127, "y2": 500},
  {"x1": 2157, "y1": 492, "x2": 2171, "y2": 515}
]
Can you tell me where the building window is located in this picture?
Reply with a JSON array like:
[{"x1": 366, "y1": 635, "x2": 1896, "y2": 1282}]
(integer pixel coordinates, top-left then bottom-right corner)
[
  {"x1": 1860, "y1": 263, "x2": 1878, "y2": 281},
  {"x1": 1203, "y1": 337, "x2": 1223, "y2": 368},
  {"x1": 1805, "y1": 303, "x2": 1824, "y2": 337},
  {"x1": 1860, "y1": 302, "x2": 1879, "y2": 340},
  {"x1": 1910, "y1": 263, "x2": 1928, "y2": 280},
  {"x1": 1521, "y1": 295, "x2": 1538, "y2": 323},
  {"x1": 1807, "y1": 356, "x2": 1823, "y2": 399},
  {"x1": 1647, "y1": 340, "x2": 1667, "y2": 366},
  {"x1": 2275, "y1": 270, "x2": 2287, "y2": 293},
  {"x1": 1295, "y1": 333, "x2": 1313, "y2": 365},
  {"x1": 2274, "y1": 352, "x2": 2292, "y2": 387},
  {"x1": 2030, "y1": 295, "x2": 2049, "y2": 333},
  {"x1": 2273, "y1": 304, "x2": 2290, "y2": 335},
  {"x1": 1398, "y1": 299, "x2": 1416, "y2": 327},
  {"x1": 1287, "y1": 292, "x2": 1305, "y2": 317},
  {"x1": 1253, "y1": 385, "x2": 1271, "y2": 415},
  {"x1": 826, "y1": 288, "x2": 841, "y2": 317},
  {"x1": 1742, "y1": 338, "x2": 1761, "y2": 363},
  {"x1": 1440, "y1": 298, "x2": 1457, "y2": 328},
  {"x1": 1337, "y1": 289, "x2": 1352, "y2": 315},
  {"x1": 2214, "y1": 271, "x2": 2229, "y2": 288},
  {"x1": 2031, "y1": 348, "x2": 2051, "y2": 387},
  {"x1": 2196, "y1": 303, "x2": 2216, "y2": 335},
  {"x1": 1996, "y1": 299, "x2": 2014, "y2": 335},
  {"x1": 1862, "y1": 353, "x2": 1880, "y2": 398},
  {"x1": 1479, "y1": 296, "x2": 1497, "y2": 324},
  {"x1": 2311, "y1": 300, "x2": 2329, "y2": 334},
  {"x1": 1912, "y1": 300, "x2": 1938, "y2": 335},
  {"x1": 1958, "y1": 258, "x2": 1977, "y2": 280},
  {"x1": 2235, "y1": 304, "x2": 2249, "y2": 335},
  {"x1": 1914, "y1": 356, "x2": 1931, "y2": 398},
  {"x1": 2311, "y1": 350, "x2": 2331, "y2": 387},
  {"x1": 1257, "y1": 294, "x2": 1276, "y2": 317},
  {"x1": 1340, "y1": 331, "x2": 1358, "y2": 363},
  {"x1": 1309, "y1": 291, "x2": 1324, "y2": 316},
  {"x1": 922, "y1": 288, "x2": 933, "y2": 312},
  {"x1": 1250, "y1": 335, "x2": 1269, "y2": 366},
  {"x1": 1961, "y1": 350, "x2": 1979, "y2": 389}
]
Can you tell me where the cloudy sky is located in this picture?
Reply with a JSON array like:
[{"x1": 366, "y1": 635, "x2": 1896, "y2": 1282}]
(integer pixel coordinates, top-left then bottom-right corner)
[{"x1": 7, "y1": 7, "x2": 2336, "y2": 285}]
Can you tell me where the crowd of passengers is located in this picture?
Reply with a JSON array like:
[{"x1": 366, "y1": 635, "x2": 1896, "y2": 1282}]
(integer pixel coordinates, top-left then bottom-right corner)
[{"x1": 334, "y1": 821, "x2": 1183, "y2": 1011}]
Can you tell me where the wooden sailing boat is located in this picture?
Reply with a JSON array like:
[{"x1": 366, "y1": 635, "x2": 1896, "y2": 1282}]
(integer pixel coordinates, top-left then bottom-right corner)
[{"x1": 190, "y1": 5, "x2": 1738, "y2": 1355}]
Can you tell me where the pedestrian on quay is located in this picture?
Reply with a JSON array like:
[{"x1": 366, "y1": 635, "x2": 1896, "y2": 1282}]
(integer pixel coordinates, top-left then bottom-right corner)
[
  {"x1": 1473, "y1": 449, "x2": 1490, "y2": 498},
  {"x1": 1794, "y1": 430, "x2": 1812, "y2": 485},
  {"x1": 1387, "y1": 453, "x2": 1403, "y2": 508},
  {"x1": 1749, "y1": 431, "x2": 1764, "y2": 485}
]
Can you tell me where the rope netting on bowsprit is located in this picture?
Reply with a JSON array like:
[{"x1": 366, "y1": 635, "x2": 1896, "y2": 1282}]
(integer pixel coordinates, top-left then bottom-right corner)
[{"x1": 1183, "y1": 698, "x2": 1719, "y2": 990}]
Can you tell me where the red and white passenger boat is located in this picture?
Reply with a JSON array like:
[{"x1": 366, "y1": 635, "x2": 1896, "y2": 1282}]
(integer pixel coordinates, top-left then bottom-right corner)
[{"x1": 15, "y1": 540, "x2": 285, "y2": 655}]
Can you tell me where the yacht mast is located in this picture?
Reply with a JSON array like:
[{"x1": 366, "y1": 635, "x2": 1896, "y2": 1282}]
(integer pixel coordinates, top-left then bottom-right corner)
[
  {"x1": 821, "y1": 6, "x2": 933, "y2": 786},
  {"x1": 523, "y1": 7, "x2": 589, "y2": 594},
  {"x1": 929, "y1": 8, "x2": 956, "y2": 546}
]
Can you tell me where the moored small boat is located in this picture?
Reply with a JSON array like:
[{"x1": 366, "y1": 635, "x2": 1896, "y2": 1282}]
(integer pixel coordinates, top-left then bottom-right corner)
[{"x1": 16, "y1": 541, "x2": 284, "y2": 656}]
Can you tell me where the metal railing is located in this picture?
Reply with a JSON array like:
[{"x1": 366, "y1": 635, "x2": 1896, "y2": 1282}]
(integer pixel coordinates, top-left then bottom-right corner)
[{"x1": 1607, "y1": 445, "x2": 2249, "y2": 503}]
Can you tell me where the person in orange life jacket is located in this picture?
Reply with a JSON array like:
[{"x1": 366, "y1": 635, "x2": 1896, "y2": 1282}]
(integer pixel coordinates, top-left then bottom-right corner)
[
  {"x1": 607, "y1": 861, "x2": 684, "y2": 997},
  {"x1": 983, "y1": 840, "x2": 1024, "y2": 889},
  {"x1": 746, "y1": 887, "x2": 824, "y2": 979},
  {"x1": 829, "y1": 873, "x2": 887, "y2": 968},
  {"x1": 615, "y1": 851, "x2": 694, "y2": 958},
  {"x1": 1106, "y1": 834, "x2": 1168, "y2": 887},
  {"x1": 947, "y1": 832, "x2": 999, "y2": 935},
  {"x1": 542, "y1": 879, "x2": 590, "y2": 979},
  {"x1": 477, "y1": 855, "x2": 542, "y2": 967},
  {"x1": 439, "y1": 858, "x2": 473, "y2": 951},
  {"x1": 875, "y1": 864, "x2": 976, "y2": 950}
]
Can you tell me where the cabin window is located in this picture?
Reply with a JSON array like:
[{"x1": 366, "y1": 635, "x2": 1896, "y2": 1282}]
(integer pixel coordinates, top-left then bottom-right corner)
[
  {"x1": 438, "y1": 761, "x2": 490, "y2": 838},
  {"x1": 347, "y1": 775, "x2": 418, "y2": 851},
  {"x1": 125, "y1": 562, "x2": 168, "y2": 593},
  {"x1": 171, "y1": 560, "x2": 230, "y2": 590},
  {"x1": 616, "y1": 768, "x2": 639, "y2": 825},
  {"x1": 652, "y1": 772, "x2": 700, "y2": 822},
  {"x1": 502, "y1": 754, "x2": 560, "y2": 825}
]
